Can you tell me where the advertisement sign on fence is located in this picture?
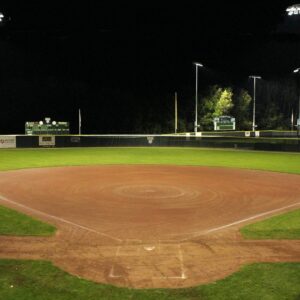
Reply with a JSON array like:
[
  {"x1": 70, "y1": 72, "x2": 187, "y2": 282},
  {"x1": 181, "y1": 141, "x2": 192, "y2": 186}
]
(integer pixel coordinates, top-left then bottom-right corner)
[
  {"x1": 70, "y1": 136, "x2": 81, "y2": 143},
  {"x1": 0, "y1": 136, "x2": 16, "y2": 148},
  {"x1": 39, "y1": 136, "x2": 55, "y2": 147}
]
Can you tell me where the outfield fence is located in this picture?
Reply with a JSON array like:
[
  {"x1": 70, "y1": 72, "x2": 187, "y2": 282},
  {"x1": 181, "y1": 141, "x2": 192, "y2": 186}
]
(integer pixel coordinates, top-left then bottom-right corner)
[{"x1": 0, "y1": 134, "x2": 299, "y2": 152}]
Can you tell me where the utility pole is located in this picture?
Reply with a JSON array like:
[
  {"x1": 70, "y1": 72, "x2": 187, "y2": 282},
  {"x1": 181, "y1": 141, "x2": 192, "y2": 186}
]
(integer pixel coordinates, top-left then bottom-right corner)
[
  {"x1": 291, "y1": 109, "x2": 294, "y2": 131},
  {"x1": 79, "y1": 109, "x2": 81, "y2": 135}
]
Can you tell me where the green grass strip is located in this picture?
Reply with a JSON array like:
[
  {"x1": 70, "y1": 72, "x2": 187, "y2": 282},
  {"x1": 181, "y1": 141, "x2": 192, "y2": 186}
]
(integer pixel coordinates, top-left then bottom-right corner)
[
  {"x1": 0, "y1": 147, "x2": 300, "y2": 174},
  {"x1": 241, "y1": 209, "x2": 300, "y2": 239},
  {"x1": 0, "y1": 260, "x2": 299, "y2": 300},
  {"x1": 0, "y1": 206, "x2": 56, "y2": 236}
]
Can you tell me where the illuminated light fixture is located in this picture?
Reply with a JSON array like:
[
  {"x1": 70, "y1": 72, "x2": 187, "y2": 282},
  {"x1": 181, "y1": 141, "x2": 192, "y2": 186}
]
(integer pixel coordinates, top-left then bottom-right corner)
[
  {"x1": 294, "y1": 68, "x2": 300, "y2": 73},
  {"x1": 194, "y1": 62, "x2": 203, "y2": 67},
  {"x1": 249, "y1": 75, "x2": 262, "y2": 80},
  {"x1": 286, "y1": 4, "x2": 300, "y2": 16},
  {"x1": 0, "y1": 13, "x2": 4, "y2": 22}
]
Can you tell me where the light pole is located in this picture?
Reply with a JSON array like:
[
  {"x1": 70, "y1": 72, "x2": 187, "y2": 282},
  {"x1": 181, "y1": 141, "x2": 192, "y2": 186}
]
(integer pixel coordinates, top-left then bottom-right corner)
[
  {"x1": 174, "y1": 92, "x2": 178, "y2": 134},
  {"x1": 249, "y1": 75, "x2": 262, "y2": 131},
  {"x1": 194, "y1": 62, "x2": 204, "y2": 134},
  {"x1": 293, "y1": 68, "x2": 300, "y2": 136}
]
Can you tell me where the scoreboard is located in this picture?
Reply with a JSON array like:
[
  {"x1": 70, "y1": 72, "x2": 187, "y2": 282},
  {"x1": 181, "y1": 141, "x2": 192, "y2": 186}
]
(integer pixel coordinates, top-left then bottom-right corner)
[
  {"x1": 213, "y1": 116, "x2": 236, "y2": 131},
  {"x1": 25, "y1": 118, "x2": 70, "y2": 135}
]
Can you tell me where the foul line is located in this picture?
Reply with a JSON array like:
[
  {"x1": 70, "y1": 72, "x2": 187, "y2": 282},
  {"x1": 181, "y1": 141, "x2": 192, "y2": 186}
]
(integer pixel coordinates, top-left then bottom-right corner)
[
  {"x1": 0, "y1": 194, "x2": 122, "y2": 243},
  {"x1": 181, "y1": 201, "x2": 300, "y2": 241}
]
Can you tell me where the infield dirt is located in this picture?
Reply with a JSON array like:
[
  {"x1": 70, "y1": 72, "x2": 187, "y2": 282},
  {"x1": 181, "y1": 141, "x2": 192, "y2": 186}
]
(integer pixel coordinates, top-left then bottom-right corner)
[{"x1": 0, "y1": 165, "x2": 299, "y2": 288}]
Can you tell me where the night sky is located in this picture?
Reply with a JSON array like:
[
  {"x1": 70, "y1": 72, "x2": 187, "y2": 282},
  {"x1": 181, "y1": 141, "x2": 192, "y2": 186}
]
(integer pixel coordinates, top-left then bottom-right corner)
[{"x1": 0, "y1": 1, "x2": 300, "y2": 134}]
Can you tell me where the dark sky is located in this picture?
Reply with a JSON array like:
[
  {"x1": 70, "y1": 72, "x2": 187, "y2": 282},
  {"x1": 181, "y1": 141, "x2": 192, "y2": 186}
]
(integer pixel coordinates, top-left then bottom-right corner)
[
  {"x1": 0, "y1": 1, "x2": 300, "y2": 133},
  {"x1": 1, "y1": 2, "x2": 291, "y2": 32}
]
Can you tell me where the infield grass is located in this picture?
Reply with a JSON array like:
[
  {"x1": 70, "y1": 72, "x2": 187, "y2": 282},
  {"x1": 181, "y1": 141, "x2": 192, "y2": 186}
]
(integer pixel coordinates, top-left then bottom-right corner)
[
  {"x1": 0, "y1": 147, "x2": 300, "y2": 174},
  {"x1": 0, "y1": 260, "x2": 299, "y2": 300},
  {"x1": 241, "y1": 209, "x2": 300, "y2": 239},
  {"x1": 0, "y1": 205, "x2": 56, "y2": 236}
]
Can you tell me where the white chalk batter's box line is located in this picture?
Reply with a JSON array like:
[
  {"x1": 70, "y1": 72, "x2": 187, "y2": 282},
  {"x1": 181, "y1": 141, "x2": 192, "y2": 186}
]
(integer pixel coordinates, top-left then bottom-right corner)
[{"x1": 109, "y1": 244, "x2": 186, "y2": 279}]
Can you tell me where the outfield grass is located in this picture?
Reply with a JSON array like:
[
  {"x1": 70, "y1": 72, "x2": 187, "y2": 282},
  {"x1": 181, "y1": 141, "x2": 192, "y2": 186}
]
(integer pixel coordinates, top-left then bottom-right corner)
[
  {"x1": 0, "y1": 205, "x2": 56, "y2": 236},
  {"x1": 0, "y1": 147, "x2": 300, "y2": 174},
  {"x1": 0, "y1": 260, "x2": 299, "y2": 300},
  {"x1": 241, "y1": 209, "x2": 300, "y2": 240}
]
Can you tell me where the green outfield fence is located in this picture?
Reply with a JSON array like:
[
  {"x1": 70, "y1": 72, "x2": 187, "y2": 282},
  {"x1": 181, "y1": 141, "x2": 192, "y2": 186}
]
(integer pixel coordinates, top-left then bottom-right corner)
[{"x1": 0, "y1": 133, "x2": 299, "y2": 152}]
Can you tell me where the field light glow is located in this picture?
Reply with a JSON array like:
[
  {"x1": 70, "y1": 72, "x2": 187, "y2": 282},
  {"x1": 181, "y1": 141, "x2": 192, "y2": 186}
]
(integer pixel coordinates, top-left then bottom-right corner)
[
  {"x1": 0, "y1": 13, "x2": 4, "y2": 22},
  {"x1": 249, "y1": 75, "x2": 262, "y2": 79},
  {"x1": 287, "y1": 4, "x2": 300, "y2": 16}
]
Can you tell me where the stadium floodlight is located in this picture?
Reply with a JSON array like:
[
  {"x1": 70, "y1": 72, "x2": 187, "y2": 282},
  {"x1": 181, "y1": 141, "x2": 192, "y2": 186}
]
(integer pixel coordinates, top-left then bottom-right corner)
[
  {"x1": 294, "y1": 68, "x2": 300, "y2": 73},
  {"x1": 194, "y1": 62, "x2": 203, "y2": 67},
  {"x1": 249, "y1": 75, "x2": 262, "y2": 132},
  {"x1": 0, "y1": 13, "x2": 4, "y2": 22},
  {"x1": 287, "y1": 4, "x2": 300, "y2": 16},
  {"x1": 194, "y1": 62, "x2": 204, "y2": 135}
]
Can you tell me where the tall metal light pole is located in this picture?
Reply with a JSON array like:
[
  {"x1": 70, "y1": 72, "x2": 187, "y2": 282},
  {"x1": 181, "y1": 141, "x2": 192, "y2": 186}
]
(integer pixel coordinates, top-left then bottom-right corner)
[
  {"x1": 174, "y1": 92, "x2": 178, "y2": 134},
  {"x1": 249, "y1": 75, "x2": 262, "y2": 131},
  {"x1": 194, "y1": 62, "x2": 204, "y2": 134},
  {"x1": 293, "y1": 68, "x2": 300, "y2": 136}
]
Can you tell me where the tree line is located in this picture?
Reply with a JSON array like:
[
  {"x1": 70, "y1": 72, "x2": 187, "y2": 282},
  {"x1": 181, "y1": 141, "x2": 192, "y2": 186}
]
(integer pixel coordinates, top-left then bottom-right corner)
[{"x1": 172, "y1": 79, "x2": 299, "y2": 133}]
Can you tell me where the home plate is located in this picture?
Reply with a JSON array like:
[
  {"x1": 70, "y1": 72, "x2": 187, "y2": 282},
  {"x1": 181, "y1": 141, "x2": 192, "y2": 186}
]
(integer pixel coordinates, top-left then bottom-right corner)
[{"x1": 144, "y1": 246, "x2": 156, "y2": 251}]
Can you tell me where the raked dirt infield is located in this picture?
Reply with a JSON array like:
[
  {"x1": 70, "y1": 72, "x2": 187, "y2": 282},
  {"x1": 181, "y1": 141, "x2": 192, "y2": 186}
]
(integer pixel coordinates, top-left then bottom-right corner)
[{"x1": 0, "y1": 165, "x2": 299, "y2": 288}]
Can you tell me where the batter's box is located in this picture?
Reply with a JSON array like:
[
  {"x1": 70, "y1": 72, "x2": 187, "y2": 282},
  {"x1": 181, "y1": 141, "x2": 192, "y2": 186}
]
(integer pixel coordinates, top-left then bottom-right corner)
[
  {"x1": 117, "y1": 245, "x2": 141, "y2": 256},
  {"x1": 109, "y1": 244, "x2": 186, "y2": 279}
]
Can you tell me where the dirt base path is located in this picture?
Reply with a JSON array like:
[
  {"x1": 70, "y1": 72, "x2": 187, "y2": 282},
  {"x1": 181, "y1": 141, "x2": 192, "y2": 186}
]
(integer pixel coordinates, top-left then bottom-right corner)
[{"x1": 0, "y1": 165, "x2": 299, "y2": 288}]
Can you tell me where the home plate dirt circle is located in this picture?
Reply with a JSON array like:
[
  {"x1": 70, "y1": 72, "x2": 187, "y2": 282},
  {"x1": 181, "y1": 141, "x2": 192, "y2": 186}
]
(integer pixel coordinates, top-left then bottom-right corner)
[{"x1": 0, "y1": 165, "x2": 299, "y2": 288}]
